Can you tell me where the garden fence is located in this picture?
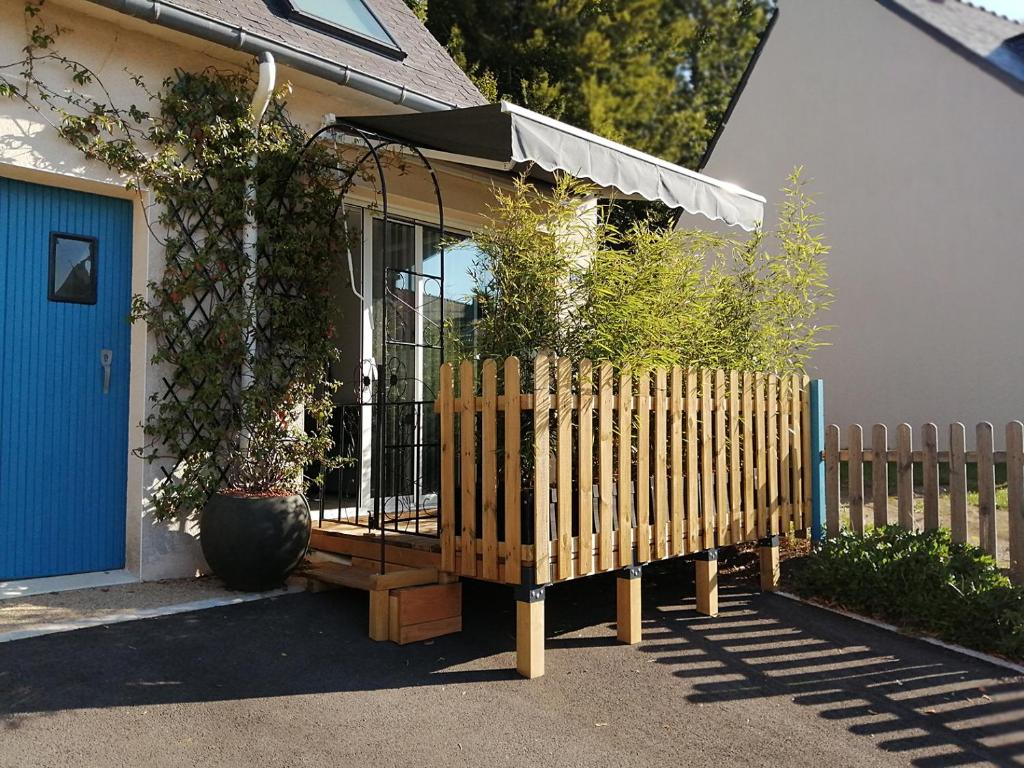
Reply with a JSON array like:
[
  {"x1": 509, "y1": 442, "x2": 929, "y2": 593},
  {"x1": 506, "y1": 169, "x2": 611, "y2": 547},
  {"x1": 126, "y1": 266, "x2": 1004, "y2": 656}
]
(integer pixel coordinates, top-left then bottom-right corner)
[
  {"x1": 436, "y1": 354, "x2": 814, "y2": 586},
  {"x1": 824, "y1": 421, "x2": 1024, "y2": 582}
]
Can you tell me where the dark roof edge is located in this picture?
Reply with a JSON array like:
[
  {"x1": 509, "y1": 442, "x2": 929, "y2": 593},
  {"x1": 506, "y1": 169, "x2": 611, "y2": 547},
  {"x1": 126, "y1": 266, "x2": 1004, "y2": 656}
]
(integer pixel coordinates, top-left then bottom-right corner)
[
  {"x1": 85, "y1": 0, "x2": 461, "y2": 112},
  {"x1": 697, "y1": 4, "x2": 780, "y2": 172},
  {"x1": 876, "y1": 0, "x2": 1024, "y2": 96}
]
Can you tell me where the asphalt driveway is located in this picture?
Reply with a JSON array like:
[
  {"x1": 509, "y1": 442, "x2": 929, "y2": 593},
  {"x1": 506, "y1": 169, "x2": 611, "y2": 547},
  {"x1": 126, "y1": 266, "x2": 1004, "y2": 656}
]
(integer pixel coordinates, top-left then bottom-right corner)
[{"x1": 1, "y1": 567, "x2": 1021, "y2": 768}]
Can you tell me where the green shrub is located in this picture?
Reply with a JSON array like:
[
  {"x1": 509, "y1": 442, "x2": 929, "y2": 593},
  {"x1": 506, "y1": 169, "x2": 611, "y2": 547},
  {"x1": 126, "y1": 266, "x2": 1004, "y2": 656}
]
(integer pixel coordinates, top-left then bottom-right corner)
[{"x1": 794, "y1": 526, "x2": 1024, "y2": 661}]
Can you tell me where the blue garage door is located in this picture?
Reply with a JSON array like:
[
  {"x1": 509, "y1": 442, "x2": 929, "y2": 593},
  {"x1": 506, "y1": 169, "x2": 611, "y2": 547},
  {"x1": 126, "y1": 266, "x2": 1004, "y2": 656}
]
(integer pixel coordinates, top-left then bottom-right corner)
[{"x1": 0, "y1": 178, "x2": 132, "y2": 580}]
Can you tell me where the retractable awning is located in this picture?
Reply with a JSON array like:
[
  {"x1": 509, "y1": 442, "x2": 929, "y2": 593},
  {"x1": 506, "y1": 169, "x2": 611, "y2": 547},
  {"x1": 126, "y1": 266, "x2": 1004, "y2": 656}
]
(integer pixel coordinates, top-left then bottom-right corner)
[{"x1": 344, "y1": 101, "x2": 765, "y2": 232}]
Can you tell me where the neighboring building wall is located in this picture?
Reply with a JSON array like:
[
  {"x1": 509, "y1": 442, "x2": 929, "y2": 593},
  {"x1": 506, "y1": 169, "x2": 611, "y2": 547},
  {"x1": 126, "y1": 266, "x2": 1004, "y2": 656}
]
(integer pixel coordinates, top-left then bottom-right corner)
[
  {"x1": 0, "y1": 0, "x2": 502, "y2": 579},
  {"x1": 704, "y1": 0, "x2": 1024, "y2": 443}
]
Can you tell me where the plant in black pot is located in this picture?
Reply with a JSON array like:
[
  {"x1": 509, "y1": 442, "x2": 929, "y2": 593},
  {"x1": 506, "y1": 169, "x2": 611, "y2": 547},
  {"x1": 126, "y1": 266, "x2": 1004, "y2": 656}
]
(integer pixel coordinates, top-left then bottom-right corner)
[{"x1": 199, "y1": 395, "x2": 338, "y2": 592}]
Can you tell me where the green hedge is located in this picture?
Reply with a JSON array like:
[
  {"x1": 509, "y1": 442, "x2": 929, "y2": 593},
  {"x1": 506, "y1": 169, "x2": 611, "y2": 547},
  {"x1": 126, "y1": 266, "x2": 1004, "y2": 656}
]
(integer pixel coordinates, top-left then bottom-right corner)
[{"x1": 793, "y1": 526, "x2": 1024, "y2": 661}]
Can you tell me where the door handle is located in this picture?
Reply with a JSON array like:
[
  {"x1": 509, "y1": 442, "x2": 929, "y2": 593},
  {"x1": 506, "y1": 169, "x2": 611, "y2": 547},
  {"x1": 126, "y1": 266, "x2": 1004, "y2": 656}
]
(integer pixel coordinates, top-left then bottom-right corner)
[{"x1": 100, "y1": 349, "x2": 113, "y2": 394}]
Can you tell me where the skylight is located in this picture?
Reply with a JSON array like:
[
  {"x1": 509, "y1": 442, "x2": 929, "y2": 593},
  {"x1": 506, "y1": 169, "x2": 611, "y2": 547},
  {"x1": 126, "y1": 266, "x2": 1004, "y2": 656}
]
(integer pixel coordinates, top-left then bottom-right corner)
[{"x1": 282, "y1": 0, "x2": 405, "y2": 59}]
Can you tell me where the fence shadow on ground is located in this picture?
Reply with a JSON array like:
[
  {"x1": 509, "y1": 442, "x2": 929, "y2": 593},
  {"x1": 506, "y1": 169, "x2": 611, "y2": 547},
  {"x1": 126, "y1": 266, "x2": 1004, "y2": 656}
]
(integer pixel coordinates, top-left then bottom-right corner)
[
  {"x1": 1, "y1": 569, "x2": 1021, "y2": 768},
  {"x1": 639, "y1": 581, "x2": 1024, "y2": 768},
  {"x1": 0, "y1": 587, "x2": 522, "y2": 720}
]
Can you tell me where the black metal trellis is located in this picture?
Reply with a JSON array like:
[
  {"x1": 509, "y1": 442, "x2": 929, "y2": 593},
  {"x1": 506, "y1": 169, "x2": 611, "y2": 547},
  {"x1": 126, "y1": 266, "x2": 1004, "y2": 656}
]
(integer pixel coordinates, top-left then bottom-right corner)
[{"x1": 152, "y1": 141, "x2": 250, "y2": 494}]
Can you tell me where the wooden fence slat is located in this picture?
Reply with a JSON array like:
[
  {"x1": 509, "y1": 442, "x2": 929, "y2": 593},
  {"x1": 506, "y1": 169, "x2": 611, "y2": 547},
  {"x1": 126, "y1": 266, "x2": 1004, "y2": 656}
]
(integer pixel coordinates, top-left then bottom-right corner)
[
  {"x1": 848, "y1": 424, "x2": 864, "y2": 534},
  {"x1": 779, "y1": 377, "x2": 792, "y2": 536},
  {"x1": 598, "y1": 363, "x2": 614, "y2": 570},
  {"x1": 872, "y1": 424, "x2": 889, "y2": 528},
  {"x1": 655, "y1": 368, "x2": 669, "y2": 560},
  {"x1": 686, "y1": 370, "x2": 700, "y2": 553},
  {"x1": 503, "y1": 357, "x2": 521, "y2": 583},
  {"x1": 922, "y1": 423, "x2": 939, "y2": 532},
  {"x1": 729, "y1": 370, "x2": 741, "y2": 545},
  {"x1": 578, "y1": 360, "x2": 594, "y2": 577},
  {"x1": 533, "y1": 353, "x2": 551, "y2": 584},
  {"x1": 825, "y1": 424, "x2": 840, "y2": 537},
  {"x1": 743, "y1": 372, "x2": 756, "y2": 541},
  {"x1": 636, "y1": 372, "x2": 652, "y2": 563},
  {"x1": 949, "y1": 423, "x2": 968, "y2": 544},
  {"x1": 1007, "y1": 421, "x2": 1024, "y2": 584},
  {"x1": 714, "y1": 370, "x2": 728, "y2": 546},
  {"x1": 755, "y1": 373, "x2": 768, "y2": 539},
  {"x1": 701, "y1": 369, "x2": 715, "y2": 550},
  {"x1": 439, "y1": 362, "x2": 456, "y2": 573},
  {"x1": 617, "y1": 370, "x2": 634, "y2": 567},
  {"x1": 481, "y1": 359, "x2": 499, "y2": 581},
  {"x1": 897, "y1": 423, "x2": 914, "y2": 530},
  {"x1": 460, "y1": 360, "x2": 478, "y2": 577},
  {"x1": 789, "y1": 374, "x2": 803, "y2": 532},
  {"x1": 977, "y1": 422, "x2": 997, "y2": 557},
  {"x1": 556, "y1": 357, "x2": 573, "y2": 580},
  {"x1": 767, "y1": 374, "x2": 779, "y2": 537},
  {"x1": 670, "y1": 367, "x2": 684, "y2": 556}
]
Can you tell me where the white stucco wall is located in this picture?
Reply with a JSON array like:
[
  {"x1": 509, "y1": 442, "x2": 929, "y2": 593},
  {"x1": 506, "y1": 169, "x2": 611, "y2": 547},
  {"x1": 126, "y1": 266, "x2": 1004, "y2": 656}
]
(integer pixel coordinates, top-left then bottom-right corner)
[
  {"x1": 703, "y1": 0, "x2": 1024, "y2": 446},
  {"x1": 0, "y1": 0, "x2": 502, "y2": 579}
]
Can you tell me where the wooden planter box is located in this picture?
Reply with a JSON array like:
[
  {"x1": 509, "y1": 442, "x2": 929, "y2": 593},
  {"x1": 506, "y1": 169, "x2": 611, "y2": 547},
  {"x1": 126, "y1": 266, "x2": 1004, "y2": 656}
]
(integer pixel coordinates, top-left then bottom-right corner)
[{"x1": 388, "y1": 582, "x2": 462, "y2": 645}]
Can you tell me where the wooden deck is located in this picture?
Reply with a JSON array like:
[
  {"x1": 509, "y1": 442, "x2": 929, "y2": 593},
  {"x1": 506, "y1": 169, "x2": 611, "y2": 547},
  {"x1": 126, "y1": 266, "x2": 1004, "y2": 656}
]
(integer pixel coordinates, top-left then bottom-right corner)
[
  {"x1": 310, "y1": 520, "x2": 442, "y2": 572},
  {"x1": 303, "y1": 355, "x2": 819, "y2": 678}
]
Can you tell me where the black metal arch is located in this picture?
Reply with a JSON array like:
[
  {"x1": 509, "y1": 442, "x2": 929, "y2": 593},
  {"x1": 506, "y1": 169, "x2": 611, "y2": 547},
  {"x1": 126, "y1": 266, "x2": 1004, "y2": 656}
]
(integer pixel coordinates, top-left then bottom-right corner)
[{"x1": 290, "y1": 118, "x2": 448, "y2": 571}]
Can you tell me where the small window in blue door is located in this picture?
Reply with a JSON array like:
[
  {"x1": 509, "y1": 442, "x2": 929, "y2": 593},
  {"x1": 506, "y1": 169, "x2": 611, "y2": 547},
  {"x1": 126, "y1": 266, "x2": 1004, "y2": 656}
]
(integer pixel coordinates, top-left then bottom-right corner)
[{"x1": 49, "y1": 233, "x2": 97, "y2": 304}]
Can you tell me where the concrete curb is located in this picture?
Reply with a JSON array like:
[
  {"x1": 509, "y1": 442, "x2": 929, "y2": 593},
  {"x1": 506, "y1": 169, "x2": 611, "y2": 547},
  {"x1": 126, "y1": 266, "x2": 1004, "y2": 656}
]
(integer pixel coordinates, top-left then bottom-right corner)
[
  {"x1": 0, "y1": 586, "x2": 304, "y2": 644},
  {"x1": 773, "y1": 590, "x2": 1024, "y2": 677}
]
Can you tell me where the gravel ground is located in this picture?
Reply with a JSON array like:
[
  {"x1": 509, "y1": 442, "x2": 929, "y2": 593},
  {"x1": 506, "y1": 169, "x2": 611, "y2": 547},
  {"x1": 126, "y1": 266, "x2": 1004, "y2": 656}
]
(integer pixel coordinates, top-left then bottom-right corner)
[
  {"x1": 1, "y1": 564, "x2": 1022, "y2": 768},
  {"x1": 0, "y1": 576, "x2": 286, "y2": 637}
]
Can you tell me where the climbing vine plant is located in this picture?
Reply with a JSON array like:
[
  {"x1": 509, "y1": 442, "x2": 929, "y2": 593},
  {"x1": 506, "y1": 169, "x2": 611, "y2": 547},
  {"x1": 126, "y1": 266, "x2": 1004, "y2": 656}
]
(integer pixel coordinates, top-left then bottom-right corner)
[{"x1": 3, "y1": 2, "x2": 363, "y2": 519}]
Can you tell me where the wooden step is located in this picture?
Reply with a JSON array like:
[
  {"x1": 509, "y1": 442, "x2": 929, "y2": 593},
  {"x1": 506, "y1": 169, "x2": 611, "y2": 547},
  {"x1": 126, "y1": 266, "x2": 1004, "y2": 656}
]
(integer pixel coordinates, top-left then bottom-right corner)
[
  {"x1": 298, "y1": 561, "x2": 376, "y2": 591},
  {"x1": 294, "y1": 560, "x2": 457, "y2": 644},
  {"x1": 297, "y1": 561, "x2": 441, "y2": 592},
  {"x1": 388, "y1": 583, "x2": 463, "y2": 645}
]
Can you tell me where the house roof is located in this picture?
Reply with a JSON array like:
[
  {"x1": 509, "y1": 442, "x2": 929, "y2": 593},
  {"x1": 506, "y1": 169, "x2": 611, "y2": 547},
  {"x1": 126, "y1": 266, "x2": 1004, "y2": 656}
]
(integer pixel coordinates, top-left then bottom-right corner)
[
  {"x1": 885, "y1": 0, "x2": 1024, "y2": 84},
  {"x1": 89, "y1": 0, "x2": 486, "y2": 111},
  {"x1": 697, "y1": 6, "x2": 779, "y2": 171}
]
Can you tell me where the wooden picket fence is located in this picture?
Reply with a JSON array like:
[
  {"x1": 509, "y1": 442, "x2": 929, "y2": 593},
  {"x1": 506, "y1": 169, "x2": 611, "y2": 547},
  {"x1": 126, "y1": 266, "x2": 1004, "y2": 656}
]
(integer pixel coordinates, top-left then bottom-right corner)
[
  {"x1": 824, "y1": 421, "x2": 1024, "y2": 581},
  {"x1": 436, "y1": 354, "x2": 812, "y2": 586}
]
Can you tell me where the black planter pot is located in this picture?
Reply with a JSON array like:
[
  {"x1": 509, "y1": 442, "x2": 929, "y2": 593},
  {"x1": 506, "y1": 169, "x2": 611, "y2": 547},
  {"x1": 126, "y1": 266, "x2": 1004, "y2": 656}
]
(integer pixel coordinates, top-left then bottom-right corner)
[{"x1": 200, "y1": 492, "x2": 311, "y2": 591}]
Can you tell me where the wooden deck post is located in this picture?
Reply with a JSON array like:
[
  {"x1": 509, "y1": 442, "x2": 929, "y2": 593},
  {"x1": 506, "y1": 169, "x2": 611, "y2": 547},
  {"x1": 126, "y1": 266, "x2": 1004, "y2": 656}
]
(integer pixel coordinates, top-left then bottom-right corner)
[
  {"x1": 516, "y1": 585, "x2": 546, "y2": 679},
  {"x1": 758, "y1": 535, "x2": 780, "y2": 592},
  {"x1": 368, "y1": 589, "x2": 390, "y2": 641},
  {"x1": 616, "y1": 565, "x2": 642, "y2": 645},
  {"x1": 694, "y1": 549, "x2": 718, "y2": 617}
]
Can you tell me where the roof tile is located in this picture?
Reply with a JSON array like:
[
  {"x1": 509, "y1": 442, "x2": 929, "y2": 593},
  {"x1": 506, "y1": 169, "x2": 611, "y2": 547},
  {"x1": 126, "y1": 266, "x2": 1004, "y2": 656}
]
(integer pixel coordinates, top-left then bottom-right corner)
[
  {"x1": 161, "y1": 0, "x2": 486, "y2": 107},
  {"x1": 888, "y1": 0, "x2": 1024, "y2": 83}
]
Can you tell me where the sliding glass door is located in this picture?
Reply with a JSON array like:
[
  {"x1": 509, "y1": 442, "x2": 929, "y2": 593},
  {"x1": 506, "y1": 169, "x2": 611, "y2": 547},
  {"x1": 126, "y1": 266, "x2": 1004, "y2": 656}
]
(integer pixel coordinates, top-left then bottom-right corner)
[{"x1": 309, "y1": 207, "x2": 480, "y2": 533}]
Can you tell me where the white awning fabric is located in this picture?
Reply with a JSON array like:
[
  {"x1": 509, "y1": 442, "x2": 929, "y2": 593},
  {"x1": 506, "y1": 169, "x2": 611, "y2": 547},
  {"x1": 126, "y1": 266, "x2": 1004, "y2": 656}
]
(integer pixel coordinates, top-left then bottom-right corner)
[{"x1": 345, "y1": 101, "x2": 765, "y2": 232}]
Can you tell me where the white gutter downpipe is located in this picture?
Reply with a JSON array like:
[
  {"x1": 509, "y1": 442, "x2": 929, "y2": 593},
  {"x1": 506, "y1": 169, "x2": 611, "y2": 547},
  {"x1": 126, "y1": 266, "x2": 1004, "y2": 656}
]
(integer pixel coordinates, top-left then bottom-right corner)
[{"x1": 240, "y1": 52, "x2": 276, "y2": 405}]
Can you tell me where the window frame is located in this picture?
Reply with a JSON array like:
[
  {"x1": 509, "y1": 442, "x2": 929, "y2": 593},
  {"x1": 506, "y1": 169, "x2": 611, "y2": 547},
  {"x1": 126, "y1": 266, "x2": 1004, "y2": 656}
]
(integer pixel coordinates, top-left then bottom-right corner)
[
  {"x1": 48, "y1": 232, "x2": 98, "y2": 306},
  {"x1": 279, "y1": 0, "x2": 406, "y2": 60}
]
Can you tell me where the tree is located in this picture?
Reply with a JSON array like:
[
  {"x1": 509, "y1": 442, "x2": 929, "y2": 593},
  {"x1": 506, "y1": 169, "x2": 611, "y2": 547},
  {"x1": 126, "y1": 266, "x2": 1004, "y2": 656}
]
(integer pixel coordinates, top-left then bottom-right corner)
[{"x1": 416, "y1": 0, "x2": 771, "y2": 173}]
